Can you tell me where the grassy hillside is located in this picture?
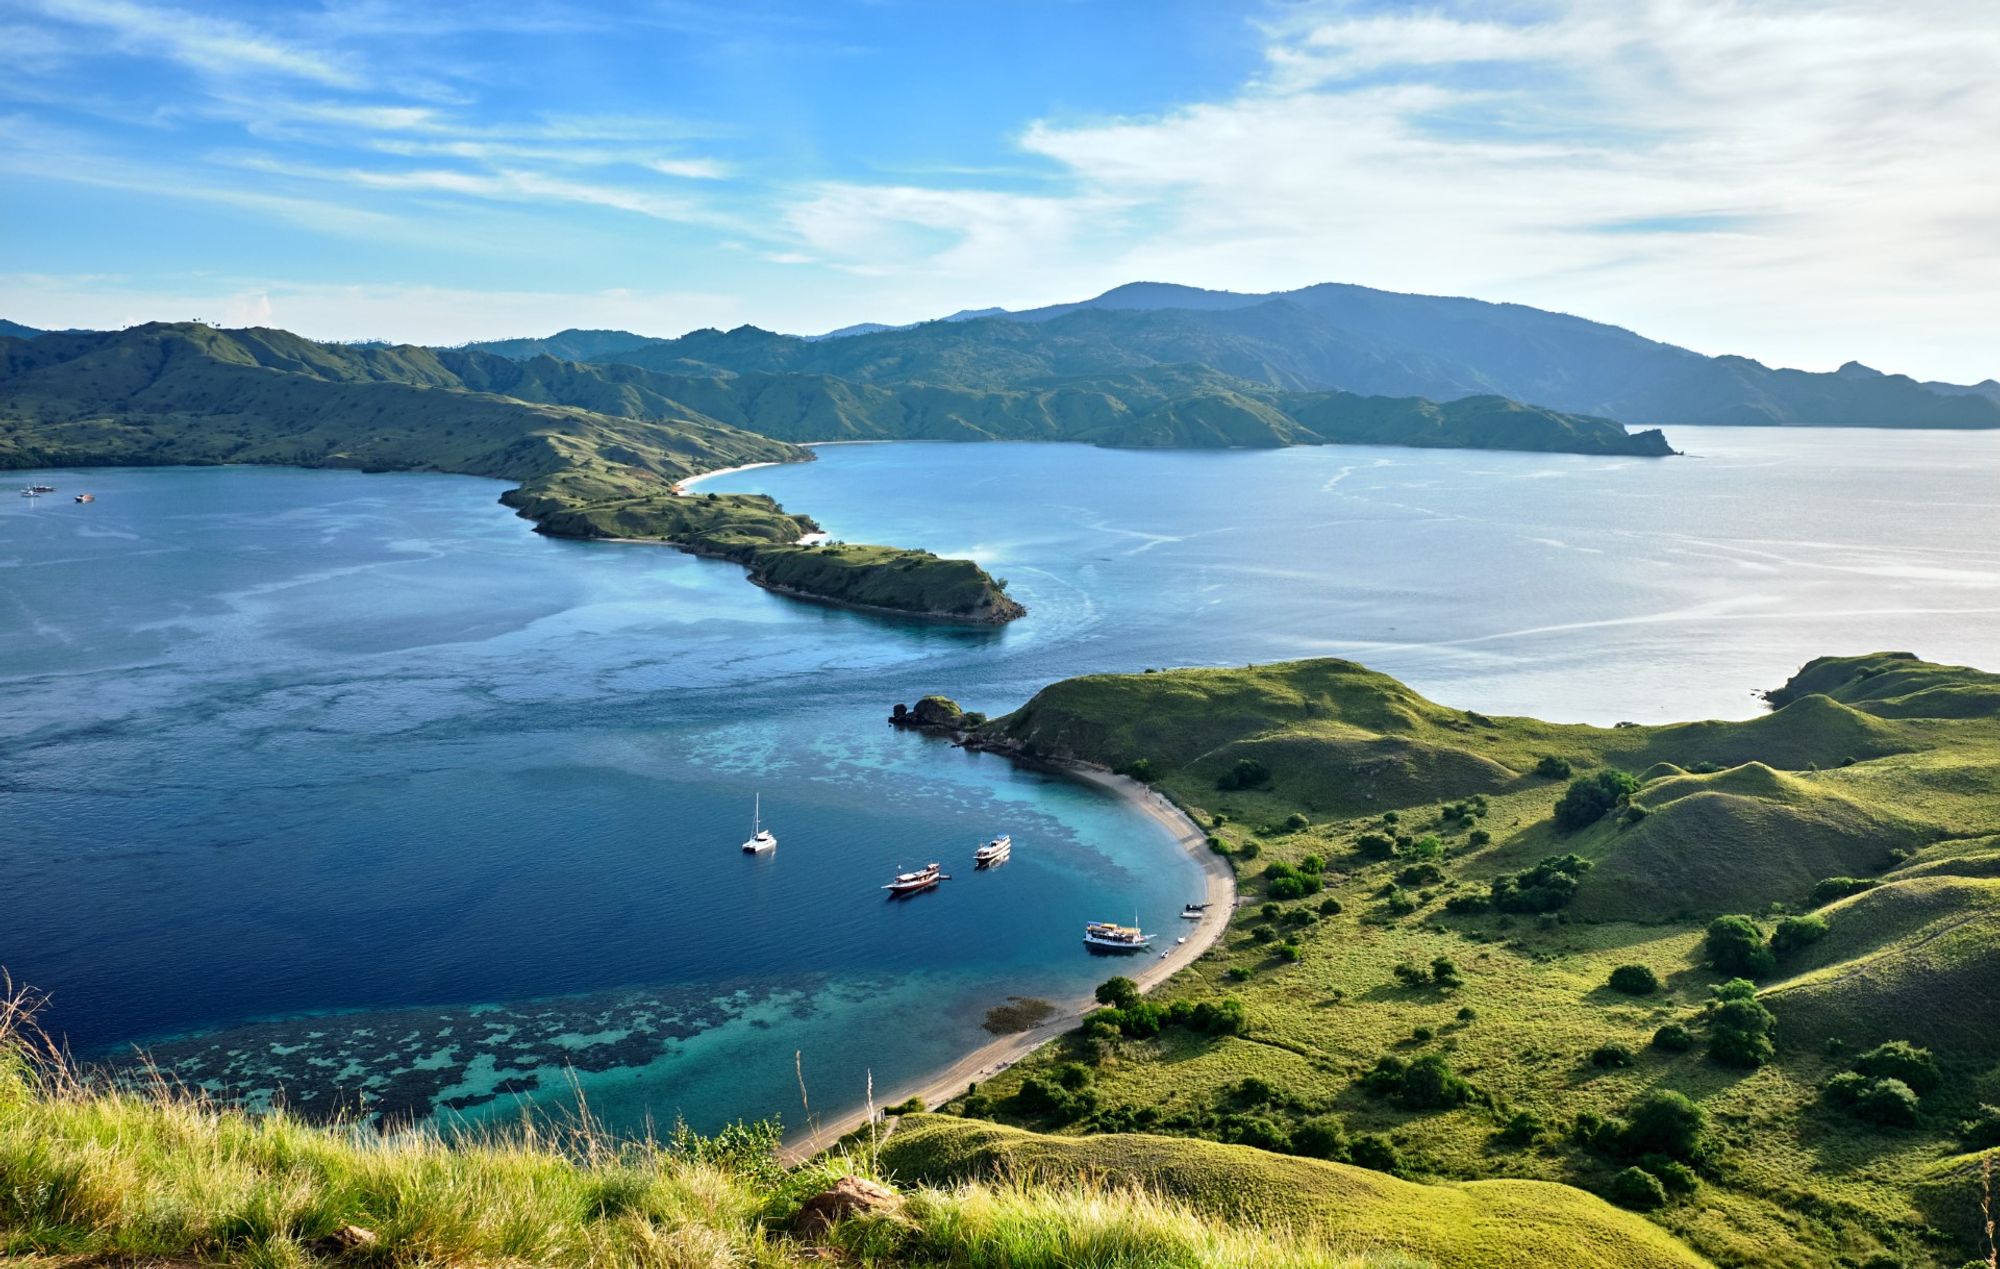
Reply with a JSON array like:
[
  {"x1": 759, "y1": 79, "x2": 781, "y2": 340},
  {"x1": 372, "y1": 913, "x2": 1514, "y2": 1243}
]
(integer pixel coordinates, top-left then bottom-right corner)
[
  {"x1": 881, "y1": 1116, "x2": 1712, "y2": 1268},
  {"x1": 932, "y1": 653, "x2": 2000, "y2": 1266},
  {"x1": 0, "y1": 324, "x2": 1020, "y2": 623}
]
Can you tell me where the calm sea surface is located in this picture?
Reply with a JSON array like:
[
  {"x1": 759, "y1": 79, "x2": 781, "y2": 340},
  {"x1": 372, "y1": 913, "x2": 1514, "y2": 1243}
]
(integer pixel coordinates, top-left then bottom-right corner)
[{"x1": 4, "y1": 426, "x2": 1997, "y2": 1131}]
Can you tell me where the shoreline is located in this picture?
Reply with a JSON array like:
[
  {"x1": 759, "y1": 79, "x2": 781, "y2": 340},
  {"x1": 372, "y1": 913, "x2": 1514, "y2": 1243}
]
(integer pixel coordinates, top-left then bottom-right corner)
[
  {"x1": 778, "y1": 761, "x2": 1234, "y2": 1164},
  {"x1": 673, "y1": 459, "x2": 788, "y2": 493}
]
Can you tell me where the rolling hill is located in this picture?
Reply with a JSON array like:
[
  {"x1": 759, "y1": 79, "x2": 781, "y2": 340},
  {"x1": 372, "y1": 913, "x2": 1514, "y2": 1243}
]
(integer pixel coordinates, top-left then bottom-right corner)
[{"x1": 911, "y1": 651, "x2": 2000, "y2": 1265}]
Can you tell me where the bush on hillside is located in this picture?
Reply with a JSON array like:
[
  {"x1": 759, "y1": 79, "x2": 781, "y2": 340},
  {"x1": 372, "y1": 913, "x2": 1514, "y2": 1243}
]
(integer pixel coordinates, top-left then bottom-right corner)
[
  {"x1": 1219, "y1": 1113, "x2": 1291, "y2": 1152},
  {"x1": 1640, "y1": 1155, "x2": 1701, "y2": 1197},
  {"x1": 1282, "y1": 812, "x2": 1310, "y2": 832},
  {"x1": 1591, "y1": 1043, "x2": 1637, "y2": 1069},
  {"x1": 1496, "y1": 1109, "x2": 1546, "y2": 1146},
  {"x1": 1811, "y1": 875, "x2": 1877, "y2": 905},
  {"x1": 1468, "y1": 828, "x2": 1492, "y2": 847},
  {"x1": 1298, "y1": 853, "x2": 1325, "y2": 874},
  {"x1": 1396, "y1": 862, "x2": 1445, "y2": 886},
  {"x1": 1290, "y1": 1115, "x2": 1348, "y2": 1160},
  {"x1": 1362, "y1": 1053, "x2": 1474, "y2": 1110},
  {"x1": 1769, "y1": 913, "x2": 1829, "y2": 959},
  {"x1": 1705, "y1": 914, "x2": 1778, "y2": 978},
  {"x1": 1354, "y1": 831, "x2": 1397, "y2": 859},
  {"x1": 1853, "y1": 1040, "x2": 1941, "y2": 1096},
  {"x1": 1535, "y1": 755, "x2": 1574, "y2": 779},
  {"x1": 1318, "y1": 896, "x2": 1344, "y2": 917},
  {"x1": 1268, "y1": 872, "x2": 1322, "y2": 901},
  {"x1": 1118, "y1": 758, "x2": 1155, "y2": 782},
  {"x1": 1825, "y1": 1074, "x2": 1922, "y2": 1127},
  {"x1": 1491, "y1": 854, "x2": 1593, "y2": 912},
  {"x1": 1347, "y1": 1132, "x2": 1403, "y2": 1176},
  {"x1": 1553, "y1": 769, "x2": 1640, "y2": 831},
  {"x1": 1621, "y1": 1089, "x2": 1708, "y2": 1163},
  {"x1": 1430, "y1": 956, "x2": 1462, "y2": 988},
  {"x1": 1216, "y1": 758, "x2": 1271, "y2": 791},
  {"x1": 1408, "y1": 834, "x2": 1445, "y2": 860},
  {"x1": 1957, "y1": 1104, "x2": 2000, "y2": 1149},
  {"x1": 1707, "y1": 995, "x2": 1777, "y2": 1069},
  {"x1": 1652, "y1": 1022, "x2": 1696, "y2": 1052},
  {"x1": 1610, "y1": 1166, "x2": 1668, "y2": 1210},
  {"x1": 1608, "y1": 964, "x2": 1661, "y2": 995},
  {"x1": 1445, "y1": 892, "x2": 1493, "y2": 915}
]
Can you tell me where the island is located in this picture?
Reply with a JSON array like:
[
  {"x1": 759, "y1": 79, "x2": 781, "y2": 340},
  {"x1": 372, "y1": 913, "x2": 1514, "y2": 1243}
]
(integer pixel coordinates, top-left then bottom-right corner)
[{"x1": 0, "y1": 323, "x2": 1021, "y2": 624}]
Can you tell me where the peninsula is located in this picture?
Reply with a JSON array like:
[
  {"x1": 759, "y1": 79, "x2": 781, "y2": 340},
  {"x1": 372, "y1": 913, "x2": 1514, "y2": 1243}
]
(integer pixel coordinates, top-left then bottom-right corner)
[{"x1": 0, "y1": 323, "x2": 1022, "y2": 624}]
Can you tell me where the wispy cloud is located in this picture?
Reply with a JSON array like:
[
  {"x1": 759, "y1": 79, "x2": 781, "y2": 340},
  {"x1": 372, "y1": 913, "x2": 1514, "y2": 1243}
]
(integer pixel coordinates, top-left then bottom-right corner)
[{"x1": 18, "y1": 0, "x2": 359, "y2": 86}]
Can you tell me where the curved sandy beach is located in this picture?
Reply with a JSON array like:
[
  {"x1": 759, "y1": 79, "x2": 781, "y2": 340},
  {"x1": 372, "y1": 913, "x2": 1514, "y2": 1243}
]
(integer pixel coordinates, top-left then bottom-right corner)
[{"x1": 779, "y1": 764, "x2": 1235, "y2": 1163}]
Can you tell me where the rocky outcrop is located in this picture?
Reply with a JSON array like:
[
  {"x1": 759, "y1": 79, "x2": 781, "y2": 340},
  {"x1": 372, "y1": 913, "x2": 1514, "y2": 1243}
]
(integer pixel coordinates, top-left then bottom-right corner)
[{"x1": 791, "y1": 1175, "x2": 905, "y2": 1238}]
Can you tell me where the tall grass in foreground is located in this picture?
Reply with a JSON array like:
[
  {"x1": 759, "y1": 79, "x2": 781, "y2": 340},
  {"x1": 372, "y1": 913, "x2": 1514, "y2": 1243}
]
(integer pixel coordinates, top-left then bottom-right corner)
[{"x1": 0, "y1": 985, "x2": 1398, "y2": 1268}]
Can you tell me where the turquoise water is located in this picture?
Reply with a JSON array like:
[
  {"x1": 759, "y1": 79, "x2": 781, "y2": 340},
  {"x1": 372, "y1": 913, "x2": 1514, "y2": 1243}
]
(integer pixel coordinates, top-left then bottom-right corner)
[{"x1": 4, "y1": 427, "x2": 1998, "y2": 1132}]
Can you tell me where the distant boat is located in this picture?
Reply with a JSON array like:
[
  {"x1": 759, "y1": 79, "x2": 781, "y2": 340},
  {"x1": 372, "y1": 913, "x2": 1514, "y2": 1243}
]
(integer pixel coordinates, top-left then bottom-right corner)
[
  {"x1": 741, "y1": 793, "x2": 776, "y2": 853},
  {"x1": 73, "y1": 493, "x2": 94, "y2": 503},
  {"x1": 1083, "y1": 920, "x2": 1153, "y2": 953},
  {"x1": 1180, "y1": 902, "x2": 1208, "y2": 919},
  {"x1": 884, "y1": 861, "x2": 943, "y2": 895},
  {"x1": 973, "y1": 834, "x2": 1011, "y2": 867}
]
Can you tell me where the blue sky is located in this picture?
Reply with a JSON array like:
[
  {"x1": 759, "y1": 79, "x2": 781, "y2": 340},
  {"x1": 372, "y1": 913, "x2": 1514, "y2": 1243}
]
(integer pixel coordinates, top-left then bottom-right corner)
[{"x1": 2, "y1": 0, "x2": 1995, "y2": 381}]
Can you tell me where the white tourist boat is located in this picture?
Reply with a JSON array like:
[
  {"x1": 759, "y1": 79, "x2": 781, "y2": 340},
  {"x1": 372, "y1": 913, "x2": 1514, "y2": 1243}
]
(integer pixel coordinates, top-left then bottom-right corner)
[
  {"x1": 1083, "y1": 920, "x2": 1153, "y2": 953},
  {"x1": 740, "y1": 793, "x2": 776, "y2": 853},
  {"x1": 884, "y1": 861, "x2": 944, "y2": 895},
  {"x1": 973, "y1": 834, "x2": 1012, "y2": 866}
]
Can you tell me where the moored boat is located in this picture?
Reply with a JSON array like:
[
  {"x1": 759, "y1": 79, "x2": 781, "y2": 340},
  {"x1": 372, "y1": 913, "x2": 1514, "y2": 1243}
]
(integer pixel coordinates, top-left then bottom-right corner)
[
  {"x1": 1180, "y1": 902, "x2": 1208, "y2": 919},
  {"x1": 884, "y1": 861, "x2": 943, "y2": 895},
  {"x1": 740, "y1": 793, "x2": 776, "y2": 853},
  {"x1": 973, "y1": 834, "x2": 1011, "y2": 866},
  {"x1": 1083, "y1": 920, "x2": 1152, "y2": 952}
]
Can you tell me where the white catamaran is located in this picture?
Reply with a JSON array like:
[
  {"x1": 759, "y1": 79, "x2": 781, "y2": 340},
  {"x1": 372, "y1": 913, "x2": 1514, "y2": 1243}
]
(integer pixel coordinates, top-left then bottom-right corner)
[{"x1": 740, "y1": 794, "x2": 776, "y2": 853}]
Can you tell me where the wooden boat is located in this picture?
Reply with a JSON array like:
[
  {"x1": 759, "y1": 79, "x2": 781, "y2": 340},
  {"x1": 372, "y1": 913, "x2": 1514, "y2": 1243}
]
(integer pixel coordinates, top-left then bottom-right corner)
[{"x1": 884, "y1": 861, "x2": 943, "y2": 895}]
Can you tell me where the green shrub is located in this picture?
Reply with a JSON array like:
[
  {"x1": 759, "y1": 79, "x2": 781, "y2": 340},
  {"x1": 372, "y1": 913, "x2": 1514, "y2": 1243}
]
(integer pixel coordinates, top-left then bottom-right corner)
[
  {"x1": 1491, "y1": 854, "x2": 1593, "y2": 913},
  {"x1": 1496, "y1": 1109, "x2": 1545, "y2": 1145},
  {"x1": 1467, "y1": 828, "x2": 1492, "y2": 847},
  {"x1": 1236, "y1": 841, "x2": 1260, "y2": 861},
  {"x1": 1347, "y1": 1132, "x2": 1402, "y2": 1175},
  {"x1": 1094, "y1": 976, "x2": 1139, "y2": 1008},
  {"x1": 1430, "y1": 956, "x2": 1461, "y2": 988},
  {"x1": 1957, "y1": 1104, "x2": 2000, "y2": 1148},
  {"x1": 1705, "y1": 914, "x2": 1777, "y2": 978},
  {"x1": 1853, "y1": 1040, "x2": 1941, "y2": 1096},
  {"x1": 1355, "y1": 831, "x2": 1397, "y2": 859},
  {"x1": 1396, "y1": 862, "x2": 1445, "y2": 886},
  {"x1": 1383, "y1": 1053, "x2": 1474, "y2": 1110},
  {"x1": 1621, "y1": 1089, "x2": 1707, "y2": 1163},
  {"x1": 1707, "y1": 996, "x2": 1777, "y2": 1069},
  {"x1": 1640, "y1": 1156, "x2": 1700, "y2": 1197},
  {"x1": 1291, "y1": 1114, "x2": 1348, "y2": 1160},
  {"x1": 1854, "y1": 1078, "x2": 1921, "y2": 1127},
  {"x1": 1219, "y1": 1113, "x2": 1291, "y2": 1152},
  {"x1": 1277, "y1": 939, "x2": 1304, "y2": 963},
  {"x1": 1591, "y1": 1043, "x2": 1637, "y2": 1069},
  {"x1": 1811, "y1": 875, "x2": 1876, "y2": 905},
  {"x1": 1251, "y1": 925, "x2": 1277, "y2": 943},
  {"x1": 1409, "y1": 834, "x2": 1445, "y2": 860},
  {"x1": 1268, "y1": 872, "x2": 1323, "y2": 901},
  {"x1": 1318, "y1": 897, "x2": 1344, "y2": 917},
  {"x1": 1226, "y1": 966, "x2": 1252, "y2": 982},
  {"x1": 1610, "y1": 1166, "x2": 1668, "y2": 1210},
  {"x1": 1382, "y1": 887, "x2": 1417, "y2": 916},
  {"x1": 1445, "y1": 893, "x2": 1492, "y2": 915},
  {"x1": 1651, "y1": 1022, "x2": 1696, "y2": 1052},
  {"x1": 1553, "y1": 769, "x2": 1640, "y2": 831},
  {"x1": 1120, "y1": 758, "x2": 1155, "y2": 782},
  {"x1": 1608, "y1": 964, "x2": 1660, "y2": 995},
  {"x1": 1535, "y1": 755, "x2": 1574, "y2": 779},
  {"x1": 1769, "y1": 913, "x2": 1828, "y2": 959},
  {"x1": 1282, "y1": 812, "x2": 1310, "y2": 832},
  {"x1": 1217, "y1": 758, "x2": 1271, "y2": 791},
  {"x1": 1299, "y1": 853, "x2": 1325, "y2": 874}
]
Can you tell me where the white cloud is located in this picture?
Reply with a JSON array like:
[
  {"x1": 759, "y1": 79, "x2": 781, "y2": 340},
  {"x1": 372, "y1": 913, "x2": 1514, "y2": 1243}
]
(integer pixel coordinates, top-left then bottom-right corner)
[
  {"x1": 775, "y1": 0, "x2": 2000, "y2": 380},
  {"x1": 0, "y1": 275, "x2": 745, "y2": 345}
]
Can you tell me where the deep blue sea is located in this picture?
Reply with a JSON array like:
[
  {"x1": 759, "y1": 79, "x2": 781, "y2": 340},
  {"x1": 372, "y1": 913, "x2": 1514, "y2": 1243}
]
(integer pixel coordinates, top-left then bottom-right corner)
[{"x1": 4, "y1": 427, "x2": 1998, "y2": 1132}]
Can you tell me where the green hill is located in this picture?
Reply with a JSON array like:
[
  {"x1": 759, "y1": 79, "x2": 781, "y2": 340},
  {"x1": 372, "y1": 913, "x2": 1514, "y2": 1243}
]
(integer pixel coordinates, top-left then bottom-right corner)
[
  {"x1": 932, "y1": 652, "x2": 2000, "y2": 1265},
  {"x1": 881, "y1": 1116, "x2": 1712, "y2": 1269},
  {"x1": 0, "y1": 324, "x2": 1021, "y2": 624},
  {"x1": 1762, "y1": 874, "x2": 2000, "y2": 1053}
]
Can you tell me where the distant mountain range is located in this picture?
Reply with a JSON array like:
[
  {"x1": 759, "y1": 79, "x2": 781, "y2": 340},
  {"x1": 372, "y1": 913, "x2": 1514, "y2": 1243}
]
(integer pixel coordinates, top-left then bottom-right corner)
[
  {"x1": 0, "y1": 322, "x2": 1666, "y2": 459},
  {"x1": 444, "y1": 281, "x2": 1998, "y2": 429}
]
